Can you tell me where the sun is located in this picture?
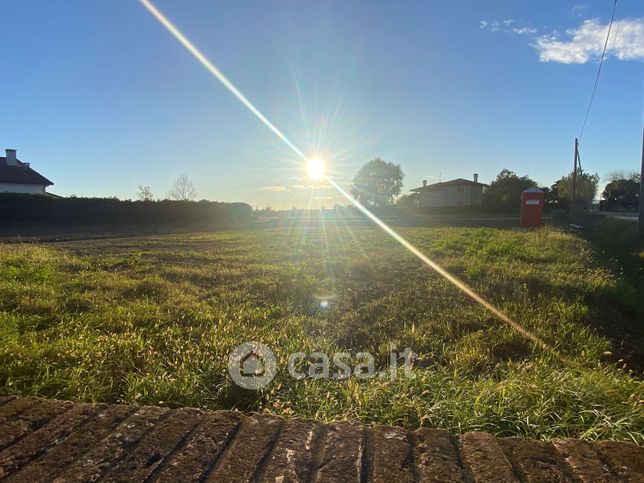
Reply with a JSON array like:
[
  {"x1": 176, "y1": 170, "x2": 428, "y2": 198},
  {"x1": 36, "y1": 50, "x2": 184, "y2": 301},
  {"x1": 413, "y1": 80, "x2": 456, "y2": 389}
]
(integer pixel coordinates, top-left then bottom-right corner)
[{"x1": 306, "y1": 158, "x2": 325, "y2": 181}]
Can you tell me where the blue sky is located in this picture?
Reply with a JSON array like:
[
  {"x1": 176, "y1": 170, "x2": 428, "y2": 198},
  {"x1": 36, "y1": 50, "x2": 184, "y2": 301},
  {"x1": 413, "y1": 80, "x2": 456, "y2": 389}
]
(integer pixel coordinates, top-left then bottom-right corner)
[{"x1": 1, "y1": 0, "x2": 642, "y2": 208}]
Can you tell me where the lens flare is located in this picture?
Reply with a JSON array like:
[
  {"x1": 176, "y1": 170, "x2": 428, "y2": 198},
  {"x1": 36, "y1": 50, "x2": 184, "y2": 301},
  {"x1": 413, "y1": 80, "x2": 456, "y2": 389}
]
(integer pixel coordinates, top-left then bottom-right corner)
[
  {"x1": 306, "y1": 159, "x2": 325, "y2": 180},
  {"x1": 139, "y1": 0, "x2": 552, "y2": 355},
  {"x1": 326, "y1": 178, "x2": 549, "y2": 351},
  {"x1": 138, "y1": 0, "x2": 306, "y2": 161}
]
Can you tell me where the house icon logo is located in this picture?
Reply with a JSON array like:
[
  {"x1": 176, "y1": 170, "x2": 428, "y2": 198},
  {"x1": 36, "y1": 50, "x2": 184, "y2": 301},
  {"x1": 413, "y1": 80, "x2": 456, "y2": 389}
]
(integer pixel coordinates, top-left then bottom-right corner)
[
  {"x1": 228, "y1": 342, "x2": 277, "y2": 390},
  {"x1": 241, "y1": 350, "x2": 265, "y2": 377}
]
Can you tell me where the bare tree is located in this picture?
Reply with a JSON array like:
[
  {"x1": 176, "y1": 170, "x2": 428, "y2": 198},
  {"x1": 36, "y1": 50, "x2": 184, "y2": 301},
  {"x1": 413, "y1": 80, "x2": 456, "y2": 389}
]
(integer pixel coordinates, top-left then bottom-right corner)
[
  {"x1": 137, "y1": 184, "x2": 154, "y2": 201},
  {"x1": 607, "y1": 170, "x2": 640, "y2": 183},
  {"x1": 168, "y1": 175, "x2": 197, "y2": 201}
]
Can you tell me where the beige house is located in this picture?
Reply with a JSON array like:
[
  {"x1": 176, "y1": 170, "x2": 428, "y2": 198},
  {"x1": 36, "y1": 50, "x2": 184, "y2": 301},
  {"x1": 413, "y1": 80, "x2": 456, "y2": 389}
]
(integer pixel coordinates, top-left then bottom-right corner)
[{"x1": 411, "y1": 174, "x2": 486, "y2": 207}]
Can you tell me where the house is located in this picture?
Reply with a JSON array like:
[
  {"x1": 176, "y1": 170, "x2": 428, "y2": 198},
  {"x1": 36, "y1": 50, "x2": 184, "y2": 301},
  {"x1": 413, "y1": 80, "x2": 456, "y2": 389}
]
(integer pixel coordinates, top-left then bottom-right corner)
[
  {"x1": 0, "y1": 149, "x2": 53, "y2": 195},
  {"x1": 411, "y1": 174, "x2": 487, "y2": 207},
  {"x1": 240, "y1": 351, "x2": 265, "y2": 377}
]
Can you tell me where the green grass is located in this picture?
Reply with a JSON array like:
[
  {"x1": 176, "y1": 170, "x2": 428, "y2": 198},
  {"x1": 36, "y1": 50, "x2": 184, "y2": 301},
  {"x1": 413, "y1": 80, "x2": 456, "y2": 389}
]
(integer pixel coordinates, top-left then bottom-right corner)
[{"x1": 0, "y1": 221, "x2": 642, "y2": 442}]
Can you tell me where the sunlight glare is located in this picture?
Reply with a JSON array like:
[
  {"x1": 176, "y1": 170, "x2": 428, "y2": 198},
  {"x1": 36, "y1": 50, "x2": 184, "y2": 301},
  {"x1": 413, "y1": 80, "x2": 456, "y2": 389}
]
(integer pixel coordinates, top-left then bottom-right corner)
[
  {"x1": 140, "y1": 0, "x2": 555, "y2": 358},
  {"x1": 306, "y1": 158, "x2": 325, "y2": 180}
]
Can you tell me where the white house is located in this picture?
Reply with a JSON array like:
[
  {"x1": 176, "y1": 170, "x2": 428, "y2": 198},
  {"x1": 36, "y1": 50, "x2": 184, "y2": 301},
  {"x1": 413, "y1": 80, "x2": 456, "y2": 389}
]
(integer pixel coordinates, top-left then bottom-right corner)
[
  {"x1": 411, "y1": 174, "x2": 487, "y2": 207},
  {"x1": 0, "y1": 149, "x2": 53, "y2": 195}
]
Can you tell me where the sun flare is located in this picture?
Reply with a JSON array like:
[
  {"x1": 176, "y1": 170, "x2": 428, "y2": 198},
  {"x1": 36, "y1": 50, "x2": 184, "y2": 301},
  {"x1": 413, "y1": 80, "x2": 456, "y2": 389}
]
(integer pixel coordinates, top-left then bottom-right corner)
[{"x1": 306, "y1": 158, "x2": 325, "y2": 180}]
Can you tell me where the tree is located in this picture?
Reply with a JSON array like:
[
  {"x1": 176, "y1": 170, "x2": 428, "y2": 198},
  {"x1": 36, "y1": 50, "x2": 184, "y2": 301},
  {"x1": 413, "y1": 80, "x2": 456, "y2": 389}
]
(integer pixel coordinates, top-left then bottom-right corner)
[
  {"x1": 602, "y1": 173, "x2": 640, "y2": 211},
  {"x1": 137, "y1": 185, "x2": 154, "y2": 201},
  {"x1": 482, "y1": 169, "x2": 537, "y2": 208},
  {"x1": 168, "y1": 175, "x2": 197, "y2": 201},
  {"x1": 553, "y1": 171, "x2": 599, "y2": 202},
  {"x1": 396, "y1": 192, "x2": 419, "y2": 207},
  {"x1": 607, "y1": 170, "x2": 640, "y2": 184},
  {"x1": 350, "y1": 158, "x2": 404, "y2": 208}
]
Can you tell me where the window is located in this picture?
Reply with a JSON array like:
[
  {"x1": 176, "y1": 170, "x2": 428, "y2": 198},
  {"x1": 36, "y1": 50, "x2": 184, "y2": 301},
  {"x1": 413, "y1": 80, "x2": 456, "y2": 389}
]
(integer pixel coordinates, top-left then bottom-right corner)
[{"x1": 457, "y1": 187, "x2": 464, "y2": 193}]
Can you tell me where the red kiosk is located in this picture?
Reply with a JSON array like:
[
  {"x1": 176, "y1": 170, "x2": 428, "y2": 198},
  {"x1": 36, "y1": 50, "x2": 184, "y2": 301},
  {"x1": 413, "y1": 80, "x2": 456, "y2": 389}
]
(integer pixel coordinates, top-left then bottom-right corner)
[{"x1": 520, "y1": 188, "x2": 544, "y2": 228}]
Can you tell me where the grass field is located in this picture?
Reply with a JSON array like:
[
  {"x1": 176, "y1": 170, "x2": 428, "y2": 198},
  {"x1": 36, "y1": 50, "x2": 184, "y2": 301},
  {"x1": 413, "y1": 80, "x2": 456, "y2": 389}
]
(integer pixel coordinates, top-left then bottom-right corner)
[{"x1": 0, "y1": 219, "x2": 642, "y2": 442}]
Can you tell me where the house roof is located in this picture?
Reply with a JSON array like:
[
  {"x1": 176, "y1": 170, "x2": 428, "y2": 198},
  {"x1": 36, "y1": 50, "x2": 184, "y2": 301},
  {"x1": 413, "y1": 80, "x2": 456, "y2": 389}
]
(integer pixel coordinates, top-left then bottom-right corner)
[
  {"x1": 410, "y1": 178, "x2": 487, "y2": 192},
  {"x1": 0, "y1": 157, "x2": 53, "y2": 186}
]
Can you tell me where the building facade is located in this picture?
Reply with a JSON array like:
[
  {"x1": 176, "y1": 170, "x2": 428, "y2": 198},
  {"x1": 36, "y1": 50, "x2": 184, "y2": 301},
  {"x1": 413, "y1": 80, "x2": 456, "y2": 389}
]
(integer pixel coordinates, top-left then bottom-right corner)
[{"x1": 411, "y1": 174, "x2": 486, "y2": 208}]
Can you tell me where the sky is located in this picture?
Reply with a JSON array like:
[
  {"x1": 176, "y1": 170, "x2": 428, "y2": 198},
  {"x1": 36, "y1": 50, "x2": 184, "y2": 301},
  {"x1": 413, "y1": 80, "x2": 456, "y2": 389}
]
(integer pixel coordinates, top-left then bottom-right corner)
[{"x1": 1, "y1": 0, "x2": 642, "y2": 209}]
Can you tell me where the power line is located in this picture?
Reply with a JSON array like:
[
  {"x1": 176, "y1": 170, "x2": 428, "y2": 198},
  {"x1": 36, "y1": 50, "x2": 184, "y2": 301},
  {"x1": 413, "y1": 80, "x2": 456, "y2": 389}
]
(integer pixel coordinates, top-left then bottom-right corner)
[
  {"x1": 595, "y1": 66, "x2": 644, "y2": 134},
  {"x1": 579, "y1": 0, "x2": 618, "y2": 140}
]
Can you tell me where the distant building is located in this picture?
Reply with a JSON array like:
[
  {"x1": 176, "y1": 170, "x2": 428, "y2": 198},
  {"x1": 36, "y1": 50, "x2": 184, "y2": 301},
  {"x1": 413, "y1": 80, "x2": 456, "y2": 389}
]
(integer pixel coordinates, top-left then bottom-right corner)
[
  {"x1": 410, "y1": 174, "x2": 487, "y2": 207},
  {"x1": 0, "y1": 149, "x2": 53, "y2": 195}
]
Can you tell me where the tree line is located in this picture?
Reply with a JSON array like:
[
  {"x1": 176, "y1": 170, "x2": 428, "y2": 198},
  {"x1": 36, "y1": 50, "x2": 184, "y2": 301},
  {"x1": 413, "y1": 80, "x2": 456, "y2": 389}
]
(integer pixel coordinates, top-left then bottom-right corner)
[{"x1": 348, "y1": 158, "x2": 639, "y2": 211}]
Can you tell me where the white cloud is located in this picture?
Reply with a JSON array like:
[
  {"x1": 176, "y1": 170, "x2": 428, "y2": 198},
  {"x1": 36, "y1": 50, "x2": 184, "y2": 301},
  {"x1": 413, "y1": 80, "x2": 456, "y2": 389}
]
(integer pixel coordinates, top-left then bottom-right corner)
[
  {"x1": 260, "y1": 185, "x2": 288, "y2": 192},
  {"x1": 534, "y1": 17, "x2": 644, "y2": 64},
  {"x1": 513, "y1": 27, "x2": 537, "y2": 35},
  {"x1": 482, "y1": 19, "x2": 534, "y2": 35},
  {"x1": 571, "y1": 5, "x2": 588, "y2": 18},
  {"x1": 292, "y1": 184, "x2": 329, "y2": 191}
]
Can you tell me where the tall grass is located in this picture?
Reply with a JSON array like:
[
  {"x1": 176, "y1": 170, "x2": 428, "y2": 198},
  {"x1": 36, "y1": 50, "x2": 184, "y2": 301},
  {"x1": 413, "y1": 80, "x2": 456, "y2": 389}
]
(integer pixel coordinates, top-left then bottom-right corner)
[{"x1": 0, "y1": 223, "x2": 642, "y2": 441}]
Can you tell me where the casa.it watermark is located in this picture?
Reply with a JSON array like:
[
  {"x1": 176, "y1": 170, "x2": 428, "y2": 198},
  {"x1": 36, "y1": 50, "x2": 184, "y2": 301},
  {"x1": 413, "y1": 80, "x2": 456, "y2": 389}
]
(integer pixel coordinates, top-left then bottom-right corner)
[{"x1": 228, "y1": 341, "x2": 414, "y2": 390}]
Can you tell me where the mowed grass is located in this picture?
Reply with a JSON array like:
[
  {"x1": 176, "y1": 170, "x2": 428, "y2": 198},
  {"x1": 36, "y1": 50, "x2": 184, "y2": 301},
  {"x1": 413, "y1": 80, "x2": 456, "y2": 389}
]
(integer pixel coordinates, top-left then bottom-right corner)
[{"x1": 0, "y1": 220, "x2": 642, "y2": 442}]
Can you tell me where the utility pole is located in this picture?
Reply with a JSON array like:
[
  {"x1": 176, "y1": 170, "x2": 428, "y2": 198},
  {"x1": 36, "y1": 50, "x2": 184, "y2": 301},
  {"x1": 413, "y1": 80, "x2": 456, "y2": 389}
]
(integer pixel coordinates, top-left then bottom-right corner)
[
  {"x1": 571, "y1": 138, "x2": 579, "y2": 224},
  {"x1": 639, "y1": 125, "x2": 644, "y2": 239}
]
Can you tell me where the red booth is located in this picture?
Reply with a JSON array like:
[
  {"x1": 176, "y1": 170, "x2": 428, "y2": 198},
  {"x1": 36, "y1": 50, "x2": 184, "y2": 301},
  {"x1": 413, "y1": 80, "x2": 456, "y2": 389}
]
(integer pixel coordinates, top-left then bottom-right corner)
[{"x1": 520, "y1": 188, "x2": 544, "y2": 228}]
